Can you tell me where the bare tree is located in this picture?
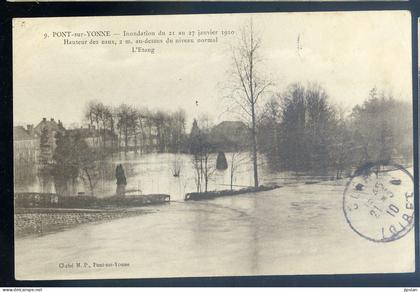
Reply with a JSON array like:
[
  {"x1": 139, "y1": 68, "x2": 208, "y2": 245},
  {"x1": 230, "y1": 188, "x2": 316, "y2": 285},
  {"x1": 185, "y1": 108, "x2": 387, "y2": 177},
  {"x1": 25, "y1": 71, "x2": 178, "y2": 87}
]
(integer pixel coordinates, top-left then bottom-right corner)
[
  {"x1": 229, "y1": 151, "x2": 249, "y2": 190},
  {"x1": 192, "y1": 141, "x2": 216, "y2": 193},
  {"x1": 84, "y1": 101, "x2": 103, "y2": 148},
  {"x1": 171, "y1": 109, "x2": 187, "y2": 153},
  {"x1": 116, "y1": 104, "x2": 134, "y2": 153},
  {"x1": 84, "y1": 101, "x2": 115, "y2": 153},
  {"x1": 128, "y1": 108, "x2": 140, "y2": 153},
  {"x1": 84, "y1": 99, "x2": 189, "y2": 155},
  {"x1": 102, "y1": 105, "x2": 114, "y2": 151},
  {"x1": 226, "y1": 20, "x2": 272, "y2": 187},
  {"x1": 190, "y1": 119, "x2": 216, "y2": 193}
]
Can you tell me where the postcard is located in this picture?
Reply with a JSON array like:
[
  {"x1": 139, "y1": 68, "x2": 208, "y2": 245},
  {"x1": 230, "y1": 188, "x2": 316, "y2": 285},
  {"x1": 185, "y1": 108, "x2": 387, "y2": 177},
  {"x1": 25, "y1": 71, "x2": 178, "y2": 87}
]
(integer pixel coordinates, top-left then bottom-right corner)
[{"x1": 13, "y1": 11, "x2": 414, "y2": 280}]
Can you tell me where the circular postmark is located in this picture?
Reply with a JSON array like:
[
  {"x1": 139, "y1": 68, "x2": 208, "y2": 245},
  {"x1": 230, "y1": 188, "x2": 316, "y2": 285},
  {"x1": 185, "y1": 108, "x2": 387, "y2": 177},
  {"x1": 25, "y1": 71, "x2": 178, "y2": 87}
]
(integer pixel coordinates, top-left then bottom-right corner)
[{"x1": 343, "y1": 162, "x2": 414, "y2": 243}]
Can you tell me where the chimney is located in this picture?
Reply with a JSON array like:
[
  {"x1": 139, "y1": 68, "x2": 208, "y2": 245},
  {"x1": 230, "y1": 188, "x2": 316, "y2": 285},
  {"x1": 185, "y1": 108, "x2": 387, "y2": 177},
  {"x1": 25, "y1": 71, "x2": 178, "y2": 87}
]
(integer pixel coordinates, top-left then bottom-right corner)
[
  {"x1": 50, "y1": 118, "x2": 54, "y2": 122},
  {"x1": 27, "y1": 124, "x2": 34, "y2": 136},
  {"x1": 42, "y1": 117, "x2": 46, "y2": 122}
]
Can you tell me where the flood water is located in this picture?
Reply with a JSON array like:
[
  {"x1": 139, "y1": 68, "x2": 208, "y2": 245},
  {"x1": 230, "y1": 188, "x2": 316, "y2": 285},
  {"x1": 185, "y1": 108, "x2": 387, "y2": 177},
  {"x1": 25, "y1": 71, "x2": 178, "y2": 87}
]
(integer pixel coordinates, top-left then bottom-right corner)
[
  {"x1": 14, "y1": 155, "x2": 415, "y2": 279},
  {"x1": 15, "y1": 170, "x2": 414, "y2": 280},
  {"x1": 15, "y1": 152, "x2": 300, "y2": 201}
]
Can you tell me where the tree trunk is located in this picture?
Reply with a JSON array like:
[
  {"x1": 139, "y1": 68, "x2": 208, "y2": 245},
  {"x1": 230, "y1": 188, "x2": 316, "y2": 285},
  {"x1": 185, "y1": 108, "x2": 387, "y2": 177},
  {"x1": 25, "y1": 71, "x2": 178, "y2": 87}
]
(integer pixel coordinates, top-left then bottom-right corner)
[
  {"x1": 84, "y1": 167, "x2": 94, "y2": 196},
  {"x1": 274, "y1": 123, "x2": 279, "y2": 159},
  {"x1": 124, "y1": 126, "x2": 128, "y2": 153},
  {"x1": 251, "y1": 103, "x2": 259, "y2": 188},
  {"x1": 230, "y1": 153, "x2": 237, "y2": 191},
  {"x1": 204, "y1": 156, "x2": 208, "y2": 193},
  {"x1": 96, "y1": 120, "x2": 100, "y2": 148},
  {"x1": 134, "y1": 131, "x2": 138, "y2": 153},
  {"x1": 118, "y1": 127, "x2": 122, "y2": 154},
  {"x1": 102, "y1": 124, "x2": 106, "y2": 151},
  {"x1": 249, "y1": 34, "x2": 259, "y2": 188}
]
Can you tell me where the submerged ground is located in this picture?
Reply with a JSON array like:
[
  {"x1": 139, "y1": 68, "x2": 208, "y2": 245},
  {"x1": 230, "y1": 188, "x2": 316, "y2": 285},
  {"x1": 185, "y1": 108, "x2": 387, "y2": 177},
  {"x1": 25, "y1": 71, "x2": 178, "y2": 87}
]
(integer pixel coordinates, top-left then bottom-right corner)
[{"x1": 15, "y1": 175, "x2": 414, "y2": 280}]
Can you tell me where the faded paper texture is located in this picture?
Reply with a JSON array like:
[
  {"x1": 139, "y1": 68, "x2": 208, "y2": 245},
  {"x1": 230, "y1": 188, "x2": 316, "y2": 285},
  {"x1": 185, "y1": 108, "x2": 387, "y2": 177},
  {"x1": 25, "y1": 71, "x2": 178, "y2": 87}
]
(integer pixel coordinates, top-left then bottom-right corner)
[{"x1": 13, "y1": 12, "x2": 414, "y2": 280}]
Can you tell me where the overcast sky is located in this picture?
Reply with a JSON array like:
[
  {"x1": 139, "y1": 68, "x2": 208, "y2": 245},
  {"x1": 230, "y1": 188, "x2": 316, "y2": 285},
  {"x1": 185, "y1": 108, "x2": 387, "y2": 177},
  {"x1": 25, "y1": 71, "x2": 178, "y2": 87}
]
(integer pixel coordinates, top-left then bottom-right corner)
[{"x1": 13, "y1": 11, "x2": 412, "y2": 128}]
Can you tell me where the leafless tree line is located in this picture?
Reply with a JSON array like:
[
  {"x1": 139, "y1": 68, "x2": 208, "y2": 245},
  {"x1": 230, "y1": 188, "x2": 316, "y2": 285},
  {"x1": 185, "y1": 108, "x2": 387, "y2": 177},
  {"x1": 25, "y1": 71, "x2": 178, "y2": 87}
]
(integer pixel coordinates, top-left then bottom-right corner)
[
  {"x1": 84, "y1": 101, "x2": 187, "y2": 154},
  {"x1": 224, "y1": 19, "x2": 412, "y2": 184}
]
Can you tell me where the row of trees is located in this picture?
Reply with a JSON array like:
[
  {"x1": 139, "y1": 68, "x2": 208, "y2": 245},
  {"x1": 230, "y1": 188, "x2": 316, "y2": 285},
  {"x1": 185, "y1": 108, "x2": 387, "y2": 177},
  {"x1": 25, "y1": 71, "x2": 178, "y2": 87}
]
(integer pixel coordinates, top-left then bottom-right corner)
[
  {"x1": 257, "y1": 84, "x2": 412, "y2": 176},
  {"x1": 84, "y1": 101, "x2": 188, "y2": 154},
  {"x1": 224, "y1": 20, "x2": 412, "y2": 186}
]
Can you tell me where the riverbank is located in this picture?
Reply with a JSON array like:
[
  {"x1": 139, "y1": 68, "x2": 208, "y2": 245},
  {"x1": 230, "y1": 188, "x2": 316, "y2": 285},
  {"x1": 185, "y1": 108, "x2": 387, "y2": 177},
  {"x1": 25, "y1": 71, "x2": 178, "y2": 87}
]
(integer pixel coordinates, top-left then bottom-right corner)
[
  {"x1": 15, "y1": 208, "x2": 154, "y2": 238},
  {"x1": 15, "y1": 193, "x2": 171, "y2": 209}
]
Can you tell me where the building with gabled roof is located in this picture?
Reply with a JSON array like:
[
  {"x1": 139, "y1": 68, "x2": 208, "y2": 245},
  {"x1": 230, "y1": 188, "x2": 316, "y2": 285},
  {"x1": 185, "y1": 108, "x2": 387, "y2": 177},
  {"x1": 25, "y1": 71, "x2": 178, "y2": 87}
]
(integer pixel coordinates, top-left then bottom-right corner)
[
  {"x1": 34, "y1": 117, "x2": 65, "y2": 136},
  {"x1": 13, "y1": 125, "x2": 40, "y2": 163},
  {"x1": 34, "y1": 118, "x2": 66, "y2": 164},
  {"x1": 14, "y1": 118, "x2": 66, "y2": 165}
]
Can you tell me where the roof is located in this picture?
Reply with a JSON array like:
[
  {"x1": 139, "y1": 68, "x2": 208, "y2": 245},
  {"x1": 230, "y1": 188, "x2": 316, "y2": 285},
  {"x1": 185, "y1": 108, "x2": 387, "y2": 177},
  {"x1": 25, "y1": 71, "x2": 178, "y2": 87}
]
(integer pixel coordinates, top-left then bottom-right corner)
[
  {"x1": 212, "y1": 121, "x2": 247, "y2": 133},
  {"x1": 208, "y1": 121, "x2": 249, "y2": 150},
  {"x1": 14, "y1": 126, "x2": 37, "y2": 141},
  {"x1": 34, "y1": 119, "x2": 65, "y2": 135}
]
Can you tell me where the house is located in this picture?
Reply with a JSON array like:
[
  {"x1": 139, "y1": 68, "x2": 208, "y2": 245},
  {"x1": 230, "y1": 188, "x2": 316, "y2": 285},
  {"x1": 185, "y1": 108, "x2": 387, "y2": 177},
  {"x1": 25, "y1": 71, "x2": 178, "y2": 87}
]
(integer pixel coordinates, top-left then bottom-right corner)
[
  {"x1": 13, "y1": 125, "x2": 40, "y2": 163},
  {"x1": 14, "y1": 117, "x2": 66, "y2": 165},
  {"x1": 209, "y1": 121, "x2": 250, "y2": 151},
  {"x1": 34, "y1": 118, "x2": 66, "y2": 164},
  {"x1": 34, "y1": 118, "x2": 66, "y2": 148}
]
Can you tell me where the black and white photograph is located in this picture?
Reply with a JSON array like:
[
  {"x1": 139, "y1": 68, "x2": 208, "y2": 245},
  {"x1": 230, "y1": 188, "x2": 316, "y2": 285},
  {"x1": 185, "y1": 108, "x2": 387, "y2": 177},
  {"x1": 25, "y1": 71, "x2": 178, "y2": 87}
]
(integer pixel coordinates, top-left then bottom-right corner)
[{"x1": 12, "y1": 11, "x2": 414, "y2": 280}]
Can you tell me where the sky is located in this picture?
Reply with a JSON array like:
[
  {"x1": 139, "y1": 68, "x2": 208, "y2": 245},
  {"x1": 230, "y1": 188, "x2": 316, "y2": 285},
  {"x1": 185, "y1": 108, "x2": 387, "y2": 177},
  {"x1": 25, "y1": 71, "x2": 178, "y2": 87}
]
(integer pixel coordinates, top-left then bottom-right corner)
[{"x1": 13, "y1": 11, "x2": 412, "y2": 128}]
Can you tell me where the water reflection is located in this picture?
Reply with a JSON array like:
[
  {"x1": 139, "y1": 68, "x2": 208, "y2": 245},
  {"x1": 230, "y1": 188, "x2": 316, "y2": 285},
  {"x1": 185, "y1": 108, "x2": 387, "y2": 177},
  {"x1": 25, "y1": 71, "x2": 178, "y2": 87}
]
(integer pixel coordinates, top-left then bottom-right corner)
[
  {"x1": 14, "y1": 162, "x2": 55, "y2": 194},
  {"x1": 14, "y1": 152, "x2": 264, "y2": 201}
]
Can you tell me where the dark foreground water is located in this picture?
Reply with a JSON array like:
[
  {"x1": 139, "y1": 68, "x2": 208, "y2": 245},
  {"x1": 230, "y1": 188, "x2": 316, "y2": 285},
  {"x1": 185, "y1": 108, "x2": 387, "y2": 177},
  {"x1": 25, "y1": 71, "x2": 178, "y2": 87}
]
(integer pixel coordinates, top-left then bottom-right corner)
[{"x1": 15, "y1": 174, "x2": 414, "y2": 280}]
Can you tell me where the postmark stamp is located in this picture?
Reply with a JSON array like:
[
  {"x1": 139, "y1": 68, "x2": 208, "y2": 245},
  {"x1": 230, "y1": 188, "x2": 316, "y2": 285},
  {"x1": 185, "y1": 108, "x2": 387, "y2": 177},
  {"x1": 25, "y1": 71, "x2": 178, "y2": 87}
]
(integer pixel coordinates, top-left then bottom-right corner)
[{"x1": 343, "y1": 162, "x2": 414, "y2": 242}]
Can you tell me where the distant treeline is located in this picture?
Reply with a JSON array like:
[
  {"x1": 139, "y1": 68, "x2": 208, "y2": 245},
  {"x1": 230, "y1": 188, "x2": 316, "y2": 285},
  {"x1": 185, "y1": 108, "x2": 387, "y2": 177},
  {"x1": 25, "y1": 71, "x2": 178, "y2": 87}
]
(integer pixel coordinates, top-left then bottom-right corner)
[
  {"x1": 83, "y1": 102, "x2": 249, "y2": 155},
  {"x1": 40, "y1": 82, "x2": 411, "y2": 198},
  {"x1": 82, "y1": 82, "x2": 411, "y2": 177},
  {"x1": 84, "y1": 102, "x2": 188, "y2": 153},
  {"x1": 257, "y1": 83, "x2": 412, "y2": 176}
]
